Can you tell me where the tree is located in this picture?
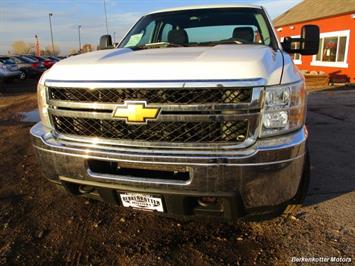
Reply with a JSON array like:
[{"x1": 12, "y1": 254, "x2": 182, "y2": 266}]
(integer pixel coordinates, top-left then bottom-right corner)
[
  {"x1": 44, "y1": 44, "x2": 61, "y2": 56},
  {"x1": 11, "y1": 41, "x2": 34, "y2": 55},
  {"x1": 68, "y1": 48, "x2": 79, "y2": 56},
  {"x1": 81, "y1": 44, "x2": 95, "y2": 53}
]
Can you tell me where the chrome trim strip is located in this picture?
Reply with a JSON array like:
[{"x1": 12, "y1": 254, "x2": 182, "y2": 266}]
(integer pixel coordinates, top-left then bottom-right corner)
[
  {"x1": 48, "y1": 101, "x2": 260, "y2": 111},
  {"x1": 32, "y1": 144, "x2": 255, "y2": 165},
  {"x1": 45, "y1": 78, "x2": 266, "y2": 88},
  {"x1": 86, "y1": 169, "x2": 192, "y2": 186},
  {"x1": 47, "y1": 87, "x2": 263, "y2": 111},
  {"x1": 48, "y1": 107, "x2": 259, "y2": 122},
  {"x1": 54, "y1": 133, "x2": 258, "y2": 150},
  {"x1": 34, "y1": 144, "x2": 305, "y2": 167}
]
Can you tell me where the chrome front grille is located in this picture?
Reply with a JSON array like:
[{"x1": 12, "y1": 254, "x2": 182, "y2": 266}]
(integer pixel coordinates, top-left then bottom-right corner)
[
  {"x1": 46, "y1": 80, "x2": 263, "y2": 149},
  {"x1": 52, "y1": 116, "x2": 249, "y2": 143},
  {"x1": 48, "y1": 87, "x2": 252, "y2": 104}
]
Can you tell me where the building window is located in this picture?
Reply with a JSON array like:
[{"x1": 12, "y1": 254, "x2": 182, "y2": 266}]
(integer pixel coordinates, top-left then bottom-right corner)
[{"x1": 312, "y1": 30, "x2": 350, "y2": 68}]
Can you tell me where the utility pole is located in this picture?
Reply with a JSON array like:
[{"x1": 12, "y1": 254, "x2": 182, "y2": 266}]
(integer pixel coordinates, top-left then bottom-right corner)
[
  {"x1": 78, "y1": 25, "x2": 82, "y2": 53},
  {"x1": 48, "y1": 13, "x2": 55, "y2": 55},
  {"x1": 35, "y1": 35, "x2": 41, "y2": 56},
  {"x1": 103, "y1": 0, "x2": 109, "y2": 34}
]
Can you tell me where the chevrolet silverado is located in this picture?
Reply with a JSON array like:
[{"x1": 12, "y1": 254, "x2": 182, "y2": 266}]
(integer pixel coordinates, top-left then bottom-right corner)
[{"x1": 31, "y1": 5, "x2": 319, "y2": 220}]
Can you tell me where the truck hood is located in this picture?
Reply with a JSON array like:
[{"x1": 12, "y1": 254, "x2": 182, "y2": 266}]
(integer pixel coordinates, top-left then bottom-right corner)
[{"x1": 45, "y1": 45, "x2": 288, "y2": 85}]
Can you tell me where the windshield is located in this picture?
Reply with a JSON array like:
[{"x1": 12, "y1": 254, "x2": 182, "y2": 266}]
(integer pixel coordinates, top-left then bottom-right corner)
[
  {"x1": 18, "y1": 56, "x2": 37, "y2": 63},
  {"x1": 21, "y1": 55, "x2": 39, "y2": 62},
  {"x1": 0, "y1": 57, "x2": 16, "y2": 64},
  {"x1": 119, "y1": 8, "x2": 275, "y2": 49}
]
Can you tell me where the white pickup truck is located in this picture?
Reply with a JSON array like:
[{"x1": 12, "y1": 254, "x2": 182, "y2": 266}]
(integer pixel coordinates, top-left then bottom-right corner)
[{"x1": 31, "y1": 5, "x2": 319, "y2": 220}]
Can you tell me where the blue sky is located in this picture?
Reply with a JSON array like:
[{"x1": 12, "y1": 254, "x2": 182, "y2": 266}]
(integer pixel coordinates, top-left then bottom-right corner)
[{"x1": 0, "y1": 0, "x2": 302, "y2": 55}]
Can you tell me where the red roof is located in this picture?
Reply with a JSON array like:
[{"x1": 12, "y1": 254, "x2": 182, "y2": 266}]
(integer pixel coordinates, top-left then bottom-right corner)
[{"x1": 274, "y1": 0, "x2": 355, "y2": 27}]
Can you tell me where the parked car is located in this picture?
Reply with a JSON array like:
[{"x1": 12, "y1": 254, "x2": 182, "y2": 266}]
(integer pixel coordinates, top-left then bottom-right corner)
[
  {"x1": 12, "y1": 56, "x2": 46, "y2": 79},
  {"x1": 22, "y1": 55, "x2": 56, "y2": 69},
  {"x1": 46, "y1": 56, "x2": 62, "y2": 62},
  {"x1": 31, "y1": 5, "x2": 320, "y2": 220},
  {"x1": 0, "y1": 56, "x2": 21, "y2": 82}
]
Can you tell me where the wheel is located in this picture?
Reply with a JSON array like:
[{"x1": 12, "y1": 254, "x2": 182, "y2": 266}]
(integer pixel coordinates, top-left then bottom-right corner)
[{"x1": 19, "y1": 71, "x2": 27, "y2": 80}]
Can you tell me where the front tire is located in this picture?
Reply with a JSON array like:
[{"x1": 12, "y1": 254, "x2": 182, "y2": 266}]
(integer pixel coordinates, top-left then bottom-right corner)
[{"x1": 19, "y1": 71, "x2": 27, "y2": 80}]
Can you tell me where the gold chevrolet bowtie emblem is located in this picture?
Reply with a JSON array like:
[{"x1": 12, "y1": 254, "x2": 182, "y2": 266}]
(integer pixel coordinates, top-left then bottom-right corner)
[{"x1": 112, "y1": 101, "x2": 160, "y2": 124}]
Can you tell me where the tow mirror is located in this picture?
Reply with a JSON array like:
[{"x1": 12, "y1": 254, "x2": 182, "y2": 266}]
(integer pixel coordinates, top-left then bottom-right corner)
[
  {"x1": 99, "y1": 35, "x2": 113, "y2": 50},
  {"x1": 282, "y1": 25, "x2": 320, "y2": 55}
]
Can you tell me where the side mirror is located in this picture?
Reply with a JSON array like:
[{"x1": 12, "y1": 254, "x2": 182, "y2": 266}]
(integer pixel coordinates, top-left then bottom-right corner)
[
  {"x1": 282, "y1": 25, "x2": 320, "y2": 55},
  {"x1": 99, "y1": 35, "x2": 113, "y2": 50}
]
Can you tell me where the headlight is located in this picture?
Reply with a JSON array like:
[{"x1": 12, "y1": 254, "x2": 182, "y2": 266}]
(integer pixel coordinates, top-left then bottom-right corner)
[
  {"x1": 260, "y1": 81, "x2": 305, "y2": 137},
  {"x1": 37, "y1": 76, "x2": 51, "y2": 128}
]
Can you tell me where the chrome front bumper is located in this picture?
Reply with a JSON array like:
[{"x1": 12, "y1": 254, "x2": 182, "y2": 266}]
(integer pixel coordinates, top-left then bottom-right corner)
[{"x1": 31, "y1": 122, "x2": 307, "y2": 214}]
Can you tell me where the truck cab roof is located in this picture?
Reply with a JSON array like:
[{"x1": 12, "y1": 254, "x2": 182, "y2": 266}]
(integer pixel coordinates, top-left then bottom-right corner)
[{"x1": 148, "y1": 4, "x2": 263, "y2": 15}]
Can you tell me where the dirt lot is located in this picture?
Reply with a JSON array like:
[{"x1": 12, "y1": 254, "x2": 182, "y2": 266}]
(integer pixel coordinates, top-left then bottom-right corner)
[{"x1": 0, "y1": 80, "x2": 354, "y2": 265}]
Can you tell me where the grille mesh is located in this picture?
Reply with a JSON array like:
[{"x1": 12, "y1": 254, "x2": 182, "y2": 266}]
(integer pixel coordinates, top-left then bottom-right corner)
[
  {"x1": 52, "y1": 116, "x2": 248, "y2": 143},
  {"x1": 48, "y1": 87, "x2": 252, "y2": 104}
]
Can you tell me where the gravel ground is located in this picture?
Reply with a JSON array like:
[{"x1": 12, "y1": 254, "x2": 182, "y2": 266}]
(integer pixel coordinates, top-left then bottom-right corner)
[{"x1": 0, "y1": 80, "x2": 354, "y2": 265}]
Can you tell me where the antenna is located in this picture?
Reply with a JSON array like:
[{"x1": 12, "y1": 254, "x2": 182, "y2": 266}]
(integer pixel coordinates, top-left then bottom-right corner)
[{"x1": 104, "y1": 0, "x2": 109, "y2": 34}]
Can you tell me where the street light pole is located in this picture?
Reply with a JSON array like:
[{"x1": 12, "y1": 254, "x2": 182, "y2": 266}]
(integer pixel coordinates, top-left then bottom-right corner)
[
  {"x1": 103, "y1": 0, "x2": 109, "y2": 34},
  {"x1": 78, "y1": 25, "x2": 82, "y2": 53},
  {"x1": 48, "y1": 13, "x2": 55, "y2": 56}
]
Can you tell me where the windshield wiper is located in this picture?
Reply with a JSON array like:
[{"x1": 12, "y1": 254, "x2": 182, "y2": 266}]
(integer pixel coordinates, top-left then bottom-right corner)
[
  {"x1": 198, "y1": 38, "x2": 248, "y2": 46},
  {"x1": 132, "y1": 42, "x2": 184, "y2": 50}
]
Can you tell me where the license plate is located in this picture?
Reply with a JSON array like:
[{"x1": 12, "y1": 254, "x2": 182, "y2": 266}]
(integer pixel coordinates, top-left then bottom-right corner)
[{"x1": 120, "y1": 193, "x2": 164, "y2": 212}]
